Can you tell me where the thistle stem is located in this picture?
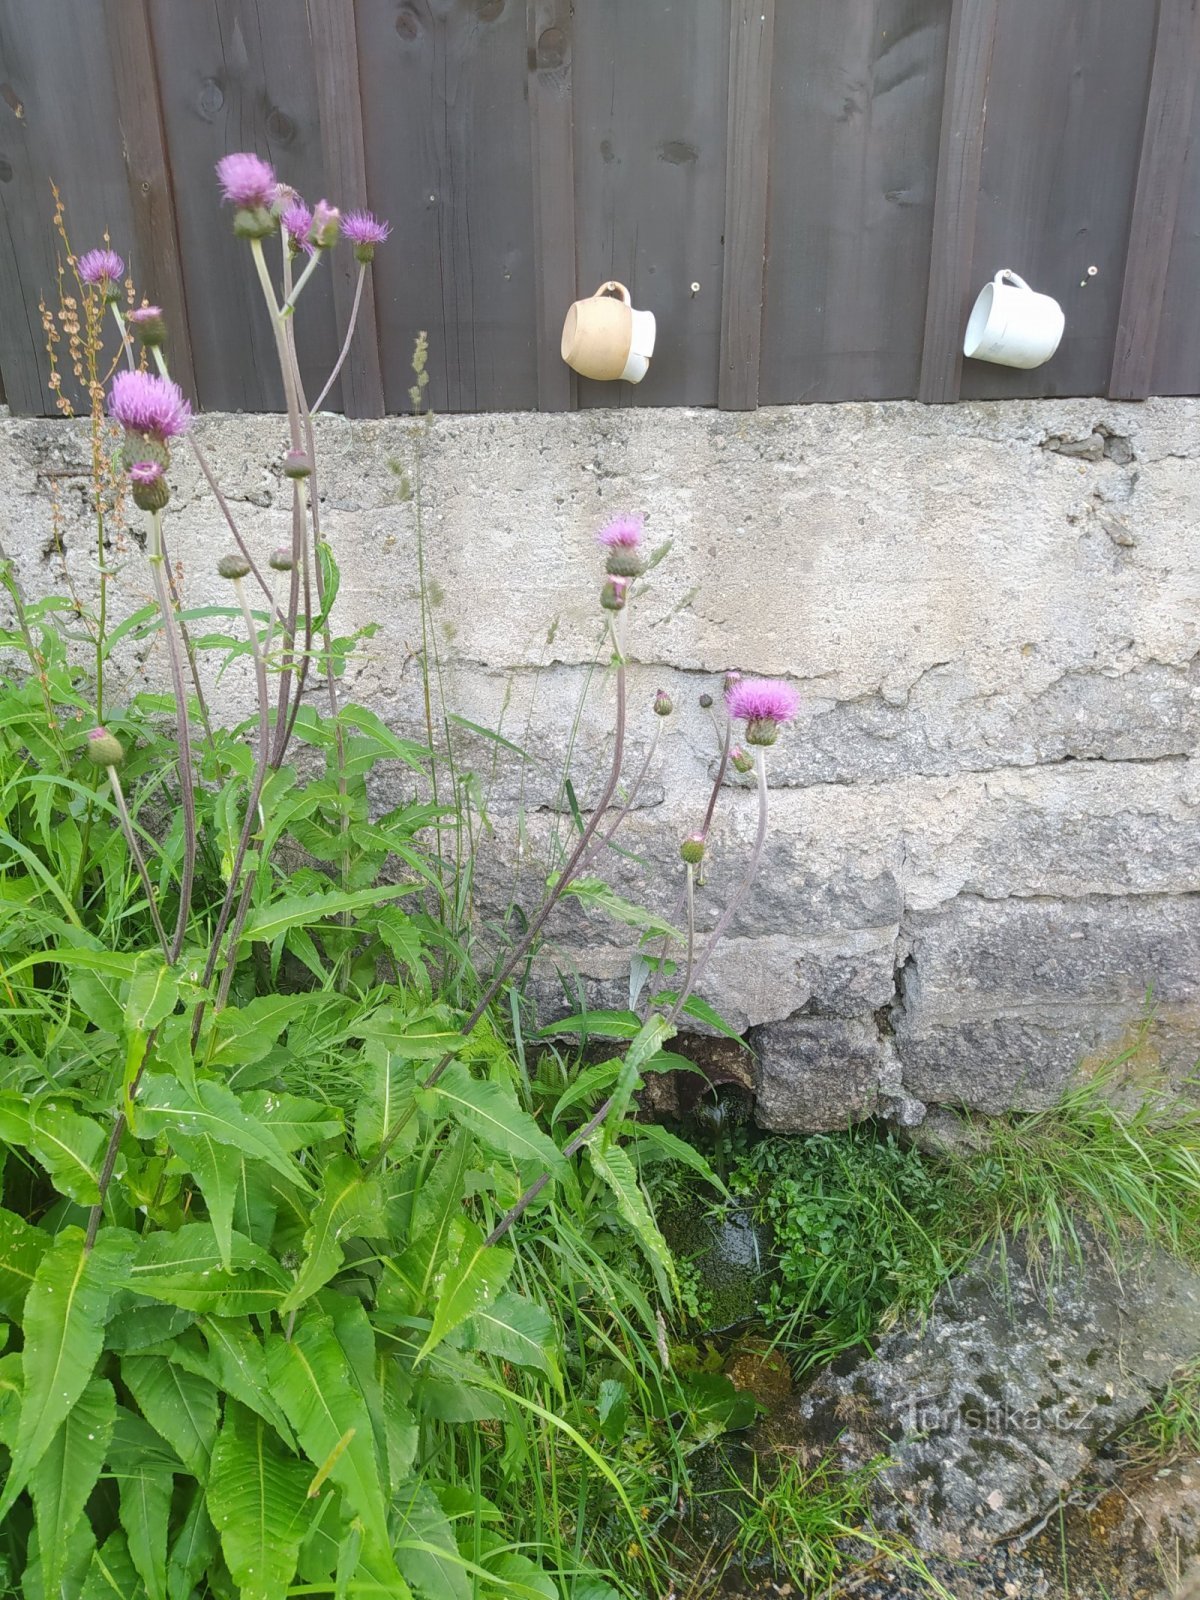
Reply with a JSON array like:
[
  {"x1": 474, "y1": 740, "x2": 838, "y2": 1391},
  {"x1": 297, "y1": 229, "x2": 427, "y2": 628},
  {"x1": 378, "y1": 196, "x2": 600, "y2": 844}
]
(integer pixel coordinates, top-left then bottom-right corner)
[
  {"x1": 281, "y1": 246, "x2": 326, "y2": 313},
  {"x1": 109, "y1": 305, "x2": 135, "y2": 372},
  {"x1": 312, "y1": 263, "x2": 366, "y2": 413},
  {"x1": 107, "y1": 766, "x2": 170, "y2": 960},
  {"x1": 579, "y1": 715, "x2": 661, "y2": 874},
  {"x1": 147, "y1": 512, "x2": 195, "y2": 963}
]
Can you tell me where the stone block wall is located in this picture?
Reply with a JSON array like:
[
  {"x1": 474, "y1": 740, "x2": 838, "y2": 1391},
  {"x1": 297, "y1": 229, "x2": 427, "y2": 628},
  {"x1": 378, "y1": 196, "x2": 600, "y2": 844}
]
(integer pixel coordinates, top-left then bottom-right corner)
[{"x1": 3, "y1": 398, "x2": 1198, "y2": 1129}]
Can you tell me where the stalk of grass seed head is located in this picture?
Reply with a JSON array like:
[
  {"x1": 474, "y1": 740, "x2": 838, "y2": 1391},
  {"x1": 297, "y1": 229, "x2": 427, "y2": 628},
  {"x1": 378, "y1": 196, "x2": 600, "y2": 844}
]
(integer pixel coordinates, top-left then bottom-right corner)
[
  {"x1": 368, "y1": 571, "x2": 634, "y2": 1170},
  {"x1": 86, "y1": 727, "x2": 170, "y2": 961}
]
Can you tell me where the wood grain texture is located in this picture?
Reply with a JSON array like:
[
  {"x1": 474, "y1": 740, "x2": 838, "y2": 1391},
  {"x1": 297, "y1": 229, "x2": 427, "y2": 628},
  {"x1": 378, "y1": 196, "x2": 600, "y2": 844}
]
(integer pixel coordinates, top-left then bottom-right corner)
[
  {"x1": 356, "y1": 0, "x2": 538, "y2": 414},
  {"x1": 718, "y1": 0, "x2": 774, "y2": 411},
  {"x1": 1154, "y1": 29, "x2": 1200, "y2": 395},
  {"x1": 765, "y1": 0, "x2": 951, "y2": 406},
  {"x1": 527, "y1": 0, "x2": 576, "y2": 411},
  {"x1": 960, "y1": 0, "x2": 1158, "y2": 401},
  {"x1": 917, "y1": 0, "x2": 996, "y2": 404},
  {"x1": 572, "y1": 0, "x2": 729, "y2": 409},
  {"x1": 104, "y1": 0, "x2": 197, "y2": 403},
  {"x1": 0, "y1": 0, "x2": 140, "y2": 413},
  {"x1": 307, "y1": 0, "x2": 384, "y2": 417},
  {"x1": 1111, "y1": 0, "x2": 1200, "y2": 399},
  {"x1": 149, "y1": 0, "x2": 341, "y2": 413}
]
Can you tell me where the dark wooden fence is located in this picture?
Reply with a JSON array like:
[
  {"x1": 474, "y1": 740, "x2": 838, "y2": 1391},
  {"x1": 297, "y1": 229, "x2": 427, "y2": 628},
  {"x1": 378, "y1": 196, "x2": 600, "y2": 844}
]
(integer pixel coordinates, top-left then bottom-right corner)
[{"x1": 0, "y1": 0, "x2": 1197, "y2": 418}]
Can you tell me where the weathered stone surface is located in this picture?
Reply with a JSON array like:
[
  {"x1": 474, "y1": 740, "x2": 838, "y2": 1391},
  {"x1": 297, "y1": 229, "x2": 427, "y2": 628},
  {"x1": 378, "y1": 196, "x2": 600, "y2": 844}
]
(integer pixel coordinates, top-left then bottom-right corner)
[
  {"x1": 767, "y1": 1235, "x2": 1200, "y2": 1558},
  {"x1": 4, "y1": 398, "x2": 1200, "y2": 1118},
  {"x1": 749, "y1": 1016, "x2": 887, "y2": 1131}
]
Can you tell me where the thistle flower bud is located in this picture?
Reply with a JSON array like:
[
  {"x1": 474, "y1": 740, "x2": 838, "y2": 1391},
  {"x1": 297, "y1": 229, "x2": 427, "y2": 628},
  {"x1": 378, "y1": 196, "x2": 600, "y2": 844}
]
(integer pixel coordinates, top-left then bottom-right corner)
[
  {"x1": 653, "y1": 689, "x2": 673, "y2": 717},
  {"x1": 680, "y1": 833, "x2": 706, "y2": 865},
  {"x1": 86, "y1": 726, "x2": 124, "y2": 767},
  {"x1": 128, "y1": 305, "x2": 166, "y2": 346},
  {"x1": 698, "y1": 692, "x2": 713, "y2": 709},
  {"x1": 269, "y1": 546, "x2": 295, "y2": 572},
  {"x1": 605, "y1": 547, "x2": 646, "y2": 579},
  {"x1": 217, "y1": 552, "x2": 251, "y2": 581},
  {"x1": 745, "y1": 717, "x2": 780, "y2": 746},
  {"x1": 308, "y1": 200, "x2": 341, "y2": 249},
  {"x1": 122, "y1": 436, "x2": 170, "y2": 473},
  {"x1": 233, "y1": 205, "x2": 279, "y2": 240},
  {"x1": 600, "y1": 576, "x2": 630, "y2": 612},
  {"x1": 731, "y1": 745, "x2": 754, "y2": 774},
  {"x1": 283, "y1": 448, "x2": 312, "y2": 479},
  {"x1": 723, "y1": 670, "x2": 743, "y2": 694},
  {"x1": 129, "y1": 461, "x2": 169, "y2": 512}
]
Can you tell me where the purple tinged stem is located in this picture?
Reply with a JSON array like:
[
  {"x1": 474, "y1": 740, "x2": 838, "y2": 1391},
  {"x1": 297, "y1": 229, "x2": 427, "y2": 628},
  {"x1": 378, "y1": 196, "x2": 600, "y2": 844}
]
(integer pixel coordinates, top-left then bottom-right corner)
[{"x1": 312, "y1": 264, "x2": 366, "y2": 414}]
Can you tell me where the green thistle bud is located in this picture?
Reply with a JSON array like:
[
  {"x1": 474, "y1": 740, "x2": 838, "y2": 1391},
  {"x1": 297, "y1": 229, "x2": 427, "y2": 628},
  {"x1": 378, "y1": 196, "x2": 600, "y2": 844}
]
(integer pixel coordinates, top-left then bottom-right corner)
[
  {"x1": 284, "y1": 449, "x2": 311, "y2": 479},
  {"x1": 680, "y1": 833, "x2": 706, "y2": 866},
  {"x1": 653, "y1": 689, "x2": 673, "y2": 717},
  {"x1": 129, "y1": 462, "x2": 169, "y2": 513},
  {"x1": 86, "y1": 726, "x2": 124, "y2": 767},
  {"x1": 745, "y1": 716, "x2": 779, "y2": 747},
  {"x1": 217, "y1": 552, "x2": 251, "y2": 581},
  {"x1": 233, "y1": 205, "x2": 278, "y2": 240},
  {"x1": 698, "y1": 692, "x2": 714, "y2": 709},
  {"x1": 605, "y1": 548, "x2": 647, "y2": 579},
  {"x1": 731, "y1": 745, "x2": 755, "y2": 774},
  {"x1": 600, "y1": 576, "x2": 630, "y2": 612},
  {"x1": 269, "y1": 546, "x2": 295, "y2": 572}
]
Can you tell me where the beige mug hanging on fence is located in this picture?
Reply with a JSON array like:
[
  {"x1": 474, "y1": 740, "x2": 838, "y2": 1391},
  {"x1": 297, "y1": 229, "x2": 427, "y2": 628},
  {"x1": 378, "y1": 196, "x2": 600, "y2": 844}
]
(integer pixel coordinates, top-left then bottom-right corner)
[{"x1": 561, "y1": 281, "x2": 657, "y2": 383}]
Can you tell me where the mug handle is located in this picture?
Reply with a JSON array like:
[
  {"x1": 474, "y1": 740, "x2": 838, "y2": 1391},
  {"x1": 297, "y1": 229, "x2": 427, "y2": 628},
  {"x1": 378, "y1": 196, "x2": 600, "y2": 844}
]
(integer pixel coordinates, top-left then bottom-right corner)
[
  {"x1": 996, "y1": 270, "x2": 1031, "y2": 292},
  {"x1": 595, "y1": 280, "x2": 633, "y2": 306}
]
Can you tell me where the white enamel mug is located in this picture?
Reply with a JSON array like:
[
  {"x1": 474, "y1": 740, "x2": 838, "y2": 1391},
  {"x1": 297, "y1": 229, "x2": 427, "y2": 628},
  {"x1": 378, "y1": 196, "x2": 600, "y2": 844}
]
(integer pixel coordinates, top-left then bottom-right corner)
[{"x1": 963, "y1": 271, "x2": 1065, "y2": 369}]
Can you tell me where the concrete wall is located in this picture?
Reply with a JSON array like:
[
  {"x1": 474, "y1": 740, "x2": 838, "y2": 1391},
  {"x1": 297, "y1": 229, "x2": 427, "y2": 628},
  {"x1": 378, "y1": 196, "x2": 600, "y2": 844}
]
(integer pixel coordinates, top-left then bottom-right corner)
[{"x1": 4, "y1": 398, "x2": 1199, "y2": 1128}]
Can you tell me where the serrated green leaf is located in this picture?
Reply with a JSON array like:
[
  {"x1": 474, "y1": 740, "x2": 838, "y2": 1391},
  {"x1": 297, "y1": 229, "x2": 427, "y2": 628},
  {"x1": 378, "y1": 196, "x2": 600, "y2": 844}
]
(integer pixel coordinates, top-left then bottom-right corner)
[
  {"x1": 168, "y1": 1131, "x2": 242, "y2": 1270},
  {"x1": 354, "y1": 1040, "x2": 418, "y2": 1160},
  {"x1": 81, "y1": 1530, "x2": 142, "y2": 1600},
  {"x1": 0, "y1": 1093, "x2": 106, "y2": 1205},
  {"x1": 417, "y1": 1218, "x2": 512, "y2": 1362},
  {"x1": 464, "y1": 1291, "x2": 562, "y2": 1392},
  {"x1": 122, "y1": 1352, "x2": 219, "y2": 1478},
  {"x1": 0, "y1": 1205, "x2": 50, "y2": 1316},
  {"x1": 0, "y1": 1228, "x2": 131, "y2": 1518},
  {"x1": 167, "y1": 1483, "x2": 219, "y2": 1600},
  {"x1": 393, "y1": 1481, "x2": 472, "y2": 1600},
  {"x1": 432, "y1": 1061, "x2": 565, "y2": 1178},
  {"x1": 558, "y1": 877, "x2": 681, "y2": 938},
  {"x1": 587, "y1": 1140, "x2": 678, "y2": 1302},
  {"x1": 128, "y1": 1224, "x2": 290, "y2": 1316},
  {"x1": 207, "y1": 1400, "x2": 310, "y2": 1600},
  {"x1": 118, "y1": 1452, "x2": 173, "y2": 1600},
  {"x1": 193, "y1": 1318, "x2": 295, "y2": 1448},
  {"x1": 280, "y1": 1155, "x2": 379, "y2": 1312},
  {"x1": 629, "y1": 1122, "x2": 728, "y2": 1193},
  {"x1": 240, "y1": 1091, "x2": 341, "y2": 1151},
  {"x1": 266, "y1": 1311, "x2": 391, "y2": 1556},
  {"x1": 125, "y1": 957, "x2": 180, "y2": 1033},
  {"x1": 133, "y1": 1075, "x2": 303, "y2": 1191},
  {"x1": 31, "y1": 1377, "x2": 115, "y2": 1600},
  {"x1": 239, "y1": 884, "x2": 402, "y2": 945},
  {"x1": 535, "y1": 1010, "x2": 642, "y2": 1041}
]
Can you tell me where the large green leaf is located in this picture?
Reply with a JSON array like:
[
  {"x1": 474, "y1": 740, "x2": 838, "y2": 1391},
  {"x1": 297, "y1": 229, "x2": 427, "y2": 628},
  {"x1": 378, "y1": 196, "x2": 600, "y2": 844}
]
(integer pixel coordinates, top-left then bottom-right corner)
[
  {"x1": 432, "y1": 1061, "x2": 566, "y2": 1178},
  {"x1": 167, "y1": 1483, "x2": 219, "y2": 1600},
  {"x1": 558, "y1": 877, "x2": 681, "y2": 939},
  {"x1": 464, "y1": 1292, "x2": 562, "y2": 1391},
  {"x1": 239, "y1": 884, "x2": 403, "y2": 945},
  {"x1": 167, "y1": 1131, "x2": 242, "y2": 1270},
  {"x1": 354, "y1": 1040, "x2": 418, "y2": 1160},
  {"x1": 207, "y1": 1400, "x2": 310, "y2": 1600},
  {"x1": 118, "y1": 1453, "x2": 173, "y2": 1600},
  {"x1": 0, "y1": 1228, "x2": 131, "y2": 1517},
  {"x1": 0, "y1": 1093, "x2": 106, "y2": 1204},
  {"x1": 280, "y1": 1154, "x2": 379, "y2": 1312},
  {"x1": 587, "y1": 1140, "x2": 678, "y2": 1301},
  {"x1": 239, "y1": 1091, "x2": 341, "y2": 1151},
  {"x1": 122, "y1": 1352, "x2": 219, "y2": 1479},
  {"x1": 0, "y1": 1205, "x2": 50, "y2": 1316},
  {"x1": 416, "y1": 1218, "x2": 513, "y2": 1362},
  {"x1": 81, "y1": 1530, "x2": 143, "y2": 1600},
  {"x1": 265, "y1": 1311, "x2": 391, "y2": 1556},
  {"x1": 608, "y1": 1015, "x2": 673, "y2": 1128},
  {"x1": 31, "y1": 1377, "x2": 115, "y2": 1600},
  {"x1": 132, "y1": 1075, "x2": 303, "y2": 1190},
  {"x1": 124, "y1": 956, "x2": 180, "y2": 1033},
  {"x1": 128, "y1": 1224, "x2": 289, "y2": 1316},
  {"x1": 392, "y1": 1481, "x2": 472, "y2": 1600},
  {"x1": 188, "y1": 1317, "x2": 295, "y2": 1448}
]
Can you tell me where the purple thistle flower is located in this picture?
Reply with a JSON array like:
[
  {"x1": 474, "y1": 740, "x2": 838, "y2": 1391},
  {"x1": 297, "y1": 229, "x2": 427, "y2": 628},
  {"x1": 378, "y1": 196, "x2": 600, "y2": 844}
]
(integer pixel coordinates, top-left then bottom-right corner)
[
  {"x1": 78, "y1": 248, "x2": 124, "y2": 287},
  {"x1": 309, "y1": 199, "x2": 340, "y2": 248},
  {"x1": 128, "y1": 304, "x2": 162, "y2": 325},
  {"x1": 596, "y1": 513, "x2": 644, "y2": 551},
  {"x1": 215, "y1": 152, "x2": 277, "y2": 209},
  {"x1": 342, "y1": 209, "x2": 390, "y2": 263},
  {"x1": 726, "y1": 677, "x2": 800, "y2": 726},
  {"x1": 282, "y1": 199, "x2": 315, "y2": 254},
  {"x1": 108, "y1": 370, "x2": 191, "y2": 442}
]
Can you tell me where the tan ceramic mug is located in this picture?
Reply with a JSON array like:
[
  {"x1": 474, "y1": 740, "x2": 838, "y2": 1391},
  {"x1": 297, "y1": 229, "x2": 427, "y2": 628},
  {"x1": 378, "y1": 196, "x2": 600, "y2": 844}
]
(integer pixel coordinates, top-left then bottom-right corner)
[{"x1": 561, "y1": 281, "x2": 657, "y2": 383}]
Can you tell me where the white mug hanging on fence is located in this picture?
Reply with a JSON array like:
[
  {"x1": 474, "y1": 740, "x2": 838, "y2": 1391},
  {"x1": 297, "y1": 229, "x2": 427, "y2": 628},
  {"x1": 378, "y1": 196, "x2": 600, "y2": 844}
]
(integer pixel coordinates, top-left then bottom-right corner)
[
  {"x1": 963, "y1": 270, "x2": 1065, "y2": 370},
  {"x1": 561, "y1": 281, "x2": 657, "y2": 383}
]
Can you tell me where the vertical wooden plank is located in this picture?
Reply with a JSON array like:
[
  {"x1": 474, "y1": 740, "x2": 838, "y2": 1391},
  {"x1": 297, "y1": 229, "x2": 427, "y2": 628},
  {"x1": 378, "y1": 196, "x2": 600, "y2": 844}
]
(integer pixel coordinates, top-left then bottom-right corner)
[
  {"x1": 356, "y1": 0, "x2": 538, "y2": 414},
  {"x1": 1110, "y1": 0, "x2": 1200, "y2": 400},
  {"x1": 0, "y1": 0, "x2": 140, "y2": 414},
  {"x1": 718, "y1": 0, "x2": 774, "y2": 411},
  {"x1": 917, "y1": 0, "x2": 997, "y2": 404},
  {"x1": 149, "y1": 0, "x2": 341, "y2": 413},
  {"x1": 527, "y1": 0, "x2": 576, "y2": 412},
  {"x1": 573, "y1": 0, "x2": 729, "y2": 409},
  {"x1": 104, "y1": 0, "x2": 197, "y2": 403},
  {"x1": 763, "y1": 0, "x2": 950, "y2": 405},
  {"x1": 1153, "y1": 57, "x2": 1200, "y2": 394},
  {"x1": 961, "y1": 0, "x2": 1158, "y2": 401},
  {"x1": 306, "y1": 0, "x2": 384, "y2": 417}
]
